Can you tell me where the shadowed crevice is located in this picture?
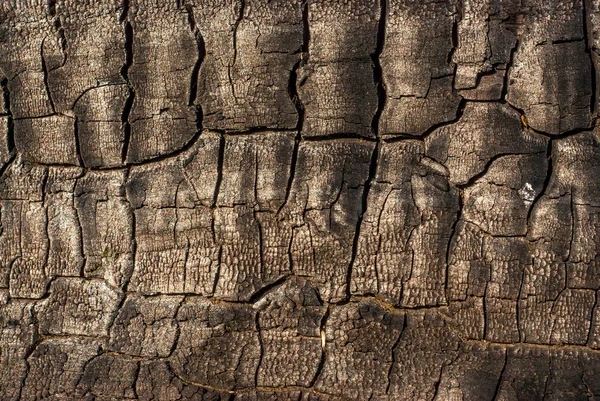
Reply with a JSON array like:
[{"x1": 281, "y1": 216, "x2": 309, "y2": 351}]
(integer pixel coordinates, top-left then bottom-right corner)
[
  {"x1": 229, "y1": 0, "x2": 246, "y2": 99},
  {"x1": 122, "y1": 167, "x2": 137, "y2": 295},
  {"x1": 15, "y1": 329, "x2": 43, "y2": 401},
  {"x1": 254, "y1": 307, "x2": 263, "y2": 387},
  {"x1": 508, "y1": 101, "x2": 596, "y2": 138},
  {"x1": 0, "y1": 152, "x2": 17, "y2": 181},
  {"x1": 309, "y1": 305, "x2": 330, "y2": 388},
  {"x1": 386, "y1": 320, "x2": 405, "y2": 395},
  {"x1": 346, "y1": 141, "x2": 380, "y2": 302},
  {"x1": 500, "y1": 39, "x2": 519, "y2": 104},
  {"x1": 457, "y1": 150, "x2": 547, "y2": 190},
  {"x1": 119, "y1": 0, "x2": 129, "y2": 22},
  {"x1": 280, "y1": 0, "x2": 310, "y2": 215},
  {"x1": 49, "y1": 1, "x2": 67, "y2": 68},
  {"x1": 447, "y1": 15, "x2": 459, "y2": 67},
  {"x1": 301, "y1": 0, "x2": 310, "y2": 57},
  {"x1": 1, "y1": 77, "x2": 15, "y2": 153},
  {"x1": 121, "y1": 91, "x2": 135, "y2": 164},
  {"x1": 583, "y1": 0, "x2": 597, "y2": 116},
  {"x1": 40, "y1": 37, "x2": 56, "y2": 114},
  {"x1": 444, "y1": 188, "x2": 463, "y2": 304},
  {"x1": 303, "y1": 133, "x2": 378, "y2": 142},
  {"x1": 120, "y1": 21, "x2": 134, "y2": 164},
  {"x1": 420, "y1": 98, "x2": 467, "y2": 139},
  {"x1": 179, "y1": 4, "x2": 207, "y2": 163},
  {"x1": 382, "y1": 133, "x2": 425, "y2": 142},
  {"x1": 212, "y1": 133, "x2": 226, "y2": 208},
  {"x1": 73, "y1": 117, "x2": 84, "y2": 167},
  {"x1": 587, "y1": 290, "x2": 600, "y2": 346},
  {"x1": 370, "y1": 0, "x2": 388, "y2": 136},
  {"x1": 491, "y1": 350, "x2": 509, "y2": 401},
  {"x1": 186, "y1": 4, "x2": 205, "y2": 108},
  {"x1": 526, "y1": 139, "x2": 553, "y2": 225},
  {"x1": 166, "y1": 299, "x2": 185, "y2": 357},
  {"x1": 211, "y1": 246, "x2": 223, "y2": 296},
  {"x1": 247, "y1": 275, "x2": 291, "y2": 305}
]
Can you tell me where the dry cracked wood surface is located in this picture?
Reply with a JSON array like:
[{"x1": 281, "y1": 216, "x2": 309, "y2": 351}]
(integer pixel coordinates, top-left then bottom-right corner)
[{"x1": 2, "y1": 0, "x2": 600, "y2": 400}]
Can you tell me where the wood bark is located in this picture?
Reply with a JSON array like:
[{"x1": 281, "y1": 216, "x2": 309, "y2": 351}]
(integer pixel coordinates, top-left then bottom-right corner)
[{"x1": 1, "y1": 0, "x2": 600, "y2": 399}]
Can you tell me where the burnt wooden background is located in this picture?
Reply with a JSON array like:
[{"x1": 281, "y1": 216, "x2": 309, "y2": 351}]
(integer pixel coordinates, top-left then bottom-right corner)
[{"x1": 1, "y1": 0, "x2": 600, "y2": 399}]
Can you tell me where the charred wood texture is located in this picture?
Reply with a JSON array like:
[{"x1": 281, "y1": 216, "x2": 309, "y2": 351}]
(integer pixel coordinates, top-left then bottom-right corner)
[{"x1": 1, "y1": 0, "x2": 600, "y2": 399}]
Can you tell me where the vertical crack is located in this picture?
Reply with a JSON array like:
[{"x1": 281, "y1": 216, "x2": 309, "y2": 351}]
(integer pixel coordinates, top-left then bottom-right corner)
[
  {"x1": 16, "y1": 331, "x2": 42, "y2": 401},
  {"x1": 583, "y1": 0, "x2": 597, "y2": 116},
  {"x1": 1, "y1": 77, "x2": 15, "y2": 153},
  {"x1": 343, "y1": 0, "x2": 387, "y2": 303},
  {"x1": 483, "y1": 283, "x2": 489, "y2": 340},
  {"x1": 433, "y1": 352, "x2": 461, "y2": 400},
  {"x1": 123, "y1": 167, "x2": 136, "y2": 294},
  {"x1": 254, "y1": 150, "x2": 265, "y2": 280},
  {"x1": 370, "y1": 0, "x2": 388, "y2": 136},
  {"x1": 287, "y1": 228, "x2": 295, "y2": 275},
  {"x1": 310, "y1": 304, "x2": 329, "y2": 387},
  {"x1": 279, "y1": 0, "x2": 309, "y2": 216},
  {"x1": 516, "y1": 259, "x2": 527, "y2": 343},
  {"x1": 541, "y1": 352, "x2": 553, "y2": 401},
  {"x1": 526, "y1": 139, "x2": 553, "y2": 225},
  {"x1": 107, "y1": 288, "x2": 127, "y2": 335},
  {"x1": 211, "y1": 246, "x2": 222, "y2": 296},
  {"x1": 174, "y1": 181, "x2": 182, "y2": 278},
  {"x1": 121, "y1": 89, "x2": 135, "y2": 164},
  {"x1": 209, "y1": 131, "x2": 224, "y2": 295},
  {"x1": 48, "y1": 0, "x2": 67, "y2": 68},
  {"x1": 347, "y1": 141, "x2": 379, "y2": 301},
  {"x1": 119, "y1": 0, "x2": 129, "y2": 22},
  {"x1": 129, "y1": 361, "x2": 141, "y2": 400},
  {"x1": 500, "y1": 39, "x2": 519, "y2": 103},
  {"x1": 120, "y1": 8, "x2": 134, "y2": 164},
  {"x1": 301, "y1": 0, "x2": 310, "y2": 59},
  {"x1": 229, "y1": 0, "x2": 246, "y2": 99},
  {"x1": 210, "y1": 131, "x2": 224, "y2": 295},
  {"x1": 445, "y1": 189, "x2": 463, "y2": 304},
  {"x1": 41, "y1": 171, "x2": 51, "y2": 292},
  {"x1": 167, "y1": 298, "x2": 184, "y2": 357},
  {"x1": 491, "y1": 348, "x2": 509, "y2": 401},
  {"x1": 106, "y1": 170, "x2": 137, "y2": 340},
  {"x1": 447, "y1": 13, "x2": 459, "y2": 67},
  {"x1": 212, "y1": 133, "x2": 226, "y2": 208},
  {"x1": 183, "y1": 3, "x2": 205, "y2": 154},
  {"x1": 73, "y1": 117, "x2": 84, "y2": 167},
  {"x1": 431, "y1": 364, "x2": 446, "y2": 401},
  {"x1": 0, "y1": 153, "x2": 16, "y2": 181},
  {"x1": 40, "y1": 37, "x2": 56, "y2": 113},
  {"x1": 278, "y1": 124, "x2": 300, "y2": 216},
  {"x1": 568, "y1": 192, "x2": 576, "y2": 261},
  {"x1": 186, "y1": 4, "x2": 205, "y2": 108},
  {"x1": 73, "y1": 178, "x2": 87, "y2": 278},
  {"x1": 586, "y1": 290, "x2": 599, "y2": 346},
  {"x1": 386, "y1": 316, "x2": 405, "y2": 395},
  {"x1": 254, "y1": 309, "x2": 263, "y2": 387}
]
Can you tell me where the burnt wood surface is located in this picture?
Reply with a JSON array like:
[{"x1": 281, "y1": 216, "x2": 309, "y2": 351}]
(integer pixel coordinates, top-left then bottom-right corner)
[{"x1": 1, "y1": 0, "x2": 600, "y2": 399}]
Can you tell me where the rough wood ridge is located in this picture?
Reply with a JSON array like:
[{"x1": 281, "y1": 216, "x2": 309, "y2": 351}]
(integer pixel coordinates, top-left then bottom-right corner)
[{"x1": 1, "y1": 0, "x2": 600, "y2": 399}]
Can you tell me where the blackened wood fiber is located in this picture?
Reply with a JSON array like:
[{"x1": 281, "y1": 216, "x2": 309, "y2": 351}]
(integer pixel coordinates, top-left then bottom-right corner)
[{"x1": 1, "y1": 0, "x2": 600, "y2": 399}]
